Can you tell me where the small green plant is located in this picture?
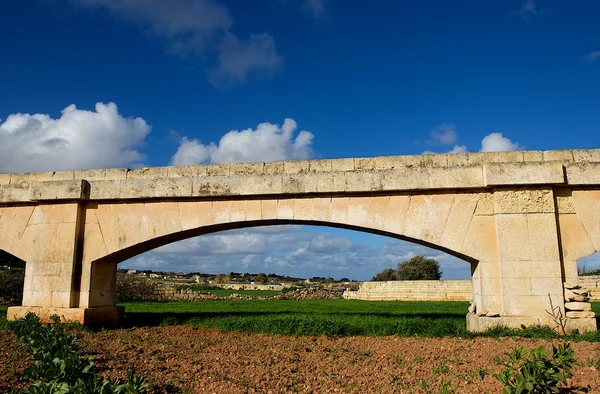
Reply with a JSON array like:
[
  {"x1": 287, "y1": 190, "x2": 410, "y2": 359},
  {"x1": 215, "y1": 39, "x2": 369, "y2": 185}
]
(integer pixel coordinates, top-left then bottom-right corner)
[
  {"x1": 9, "y1": 313, "x2": 149, "y2": 393},
  {"x1": 495, "y1": 342, "x2": 575, "y2": 393}
]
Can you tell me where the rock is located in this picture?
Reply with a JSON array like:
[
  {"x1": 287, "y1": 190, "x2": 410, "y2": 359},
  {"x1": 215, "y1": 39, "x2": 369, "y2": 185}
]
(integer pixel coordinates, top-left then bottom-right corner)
[
  {"x1": 468, "y1": 302, "x2": 476, "y2": 314},
  {"x1": 563, "y1": 282, "x2": 582, "y2": 290},
  {"x1": 565, "y1": 289, "x2": 590, "y2": 302},
  {"x1": 566, "y1": 311, "x2": 595, "y2": 319},
  {"x1": 564, "y1": 302, "x2": 592, "y2": 311}
]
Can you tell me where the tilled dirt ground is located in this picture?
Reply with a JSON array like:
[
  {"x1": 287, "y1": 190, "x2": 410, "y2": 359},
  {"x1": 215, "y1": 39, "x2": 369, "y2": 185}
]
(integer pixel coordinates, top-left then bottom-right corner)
[{"x1": 1, "y1": 326, "x2": 600, "y2": 393}]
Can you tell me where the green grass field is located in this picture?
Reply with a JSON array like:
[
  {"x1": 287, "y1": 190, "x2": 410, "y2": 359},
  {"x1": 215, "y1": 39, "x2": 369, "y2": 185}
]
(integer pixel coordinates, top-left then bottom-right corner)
[{"x1": 2, "y1": 301, "x2": 600, "y2": 340}]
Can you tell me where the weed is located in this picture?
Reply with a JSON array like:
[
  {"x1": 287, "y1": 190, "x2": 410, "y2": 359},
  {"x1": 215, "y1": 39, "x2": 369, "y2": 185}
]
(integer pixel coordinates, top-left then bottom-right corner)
[{"x1": 495, "y1": 342, "x2": 575, "y2": 393}]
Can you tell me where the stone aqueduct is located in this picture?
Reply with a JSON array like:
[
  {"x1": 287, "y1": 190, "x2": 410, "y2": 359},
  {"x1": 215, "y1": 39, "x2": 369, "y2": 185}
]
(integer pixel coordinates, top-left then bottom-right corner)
[{"x1": 1, "y1": 148, "x2": 599, "y2": 332}]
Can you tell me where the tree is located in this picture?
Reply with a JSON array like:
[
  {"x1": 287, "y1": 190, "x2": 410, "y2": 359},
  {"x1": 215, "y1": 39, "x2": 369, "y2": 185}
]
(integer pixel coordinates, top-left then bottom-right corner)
[
  {"x1": 371, "y1": 268, "x2": 396, "y2": 281},
  {"x1": 396, "y1": 256, "x2": 442, "y2": 280},
  {"x1": 256, "y1": 273, "x2": 268, "y2": 284}
]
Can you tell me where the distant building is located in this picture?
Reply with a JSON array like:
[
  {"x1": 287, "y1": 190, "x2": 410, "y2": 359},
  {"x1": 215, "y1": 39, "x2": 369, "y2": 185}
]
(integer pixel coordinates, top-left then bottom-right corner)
[{"x1": 127, "y1": 270, "x2": 137, "y2": 275}]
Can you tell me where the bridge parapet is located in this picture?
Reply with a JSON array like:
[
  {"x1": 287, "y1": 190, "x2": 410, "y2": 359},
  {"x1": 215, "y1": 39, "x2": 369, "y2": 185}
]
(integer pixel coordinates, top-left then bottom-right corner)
[{"x1": 1, "y1": 149, "x2": 599, "y2": 203}]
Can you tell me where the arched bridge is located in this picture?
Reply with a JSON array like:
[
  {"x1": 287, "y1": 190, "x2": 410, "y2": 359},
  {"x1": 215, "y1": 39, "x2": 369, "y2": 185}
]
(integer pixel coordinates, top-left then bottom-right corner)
[{"x1": 1, "y1": 148, "x2": 599, "y2": 332}]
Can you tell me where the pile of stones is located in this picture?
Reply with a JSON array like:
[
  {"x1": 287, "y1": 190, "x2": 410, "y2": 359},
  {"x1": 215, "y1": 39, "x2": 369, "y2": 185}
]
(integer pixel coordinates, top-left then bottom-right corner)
[{"x1": 564, "y1": 282, "x2": 594, "y2": 319}]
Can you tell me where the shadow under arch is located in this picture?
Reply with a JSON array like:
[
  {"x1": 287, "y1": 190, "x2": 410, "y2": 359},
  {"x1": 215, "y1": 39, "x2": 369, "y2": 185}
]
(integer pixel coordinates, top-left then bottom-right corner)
[
  {"x1": 92, "y1": 219, "x2": 478, "y2": 267},
  {"x1": 0, "y1": 249, "x2": 26, "y2": 306}
]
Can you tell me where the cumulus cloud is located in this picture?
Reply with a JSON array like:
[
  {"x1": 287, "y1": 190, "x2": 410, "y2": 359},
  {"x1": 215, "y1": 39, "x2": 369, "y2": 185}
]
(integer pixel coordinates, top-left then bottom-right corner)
[
  {"x1": 448, "y1": 145, "x2": 468, "y2": 154},
  {"x1": 71, "y1": 0, "x2": 282, "y2": 86},
  {"x1": 584, "y1": 50, "x2": 600, "y2": 63},
  {"x1": 480, "y1": 132, "x2": 523, "y2": 152},
  {"x1": 429, "y1": 123, "x2": 458, "y2": 145},
  {"x1": 171, "y1": 118, "x2": 314, "y2": 165},
  {"x1": 121, "y1": 226, "x2": 471, "y2": 280},
  {"x1": 0, "y1": 102, "x2": 149, "y2": 173}
]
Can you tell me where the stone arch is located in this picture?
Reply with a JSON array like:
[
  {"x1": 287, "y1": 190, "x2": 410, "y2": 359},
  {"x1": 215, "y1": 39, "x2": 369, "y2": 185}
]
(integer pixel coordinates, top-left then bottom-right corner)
[
  {"x1": 555, "y1": 188, "x2": 600, "y2": 282},
  {"x1": 78, "y1": 192, "x2": 495, "y2": 308}
]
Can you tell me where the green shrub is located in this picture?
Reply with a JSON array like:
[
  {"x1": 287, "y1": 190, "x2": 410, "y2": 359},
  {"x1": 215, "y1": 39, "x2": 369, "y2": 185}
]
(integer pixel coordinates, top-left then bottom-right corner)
[
  {"x1": 0, "y1": 269, "x2": 25, "y2": 305},
  {"x1": 495, "y1": 342, "x2": 575, "y2": 393},
  {"x1": 9, "y1": 313, "x2": 148, "y2": 393}
]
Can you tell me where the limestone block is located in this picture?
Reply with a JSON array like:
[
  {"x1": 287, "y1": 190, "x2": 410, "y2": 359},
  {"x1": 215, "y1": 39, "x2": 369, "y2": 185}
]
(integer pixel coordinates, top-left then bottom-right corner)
[
  {"x1": 381, "y1": 167, "x2": 428, "y2": 191},
  {"x1": 10, "y1": 173, "x2": 30, "y2": 185},
  {"x1": 555, "y1": 190, "x2": 575, "y2": 213},
  {"x1": 26, "y1": 290, "x2": 53, "y2": 307},
  {"x1": 261, "y1": 200, "x2": 278, "y2": 220},
  {"x1": 0, "y1": 173, "x2": 10, "y2": 185},
  {"x1": 382, "y1": 195, "x2": 410, "y2": 234},
  {"x1": 484, "y1": 162, "x2": 564, "y2": 186},
  {"x1": 293, "y1": 198, "x2": 313, "y2": 221},
  {"x1": 474, "y1": 193, "x2": 494, "y2": 216},
  {"x1": 493, "y1": 189, "x2": 554, "y2": 214},
  {"x1": 81, "y1": 224, "x2": 108, "y2": 265},
  {"x1": 523, "y1": 151, "x2": 544, "y2": 162},
  {"x1": 74, "y1": 169, "x2": 107, "y2": 181},
  {"x1": 154, "y1": 178, "x2": 193, "y2": 198},
  {"x1": 572, "y1": 149, "x2": 600, "y2": 163},
  {"x1": 526, "y1": 214, "x2": 560, "y2": 261},
  {"x1": 239, "y1": 175, "x2": 283, "y2": 195},
  {"x1": 89, "y1": 180, "x2": 121, "y2": 200},
  {"x1": 331, "y1": 158, "x2": 354, "y2": 172},
  {"x1": 282, "y1": 175, "x2": 308, "y2": 194},
  {"x1": 565, "y1": 162, "x2": 600, "y2": 185},
  {"x1": 312, "y1": 197, "x2": 332, "y2": 222},
  {"x1": 564, "y1": 302, "x2": 592, "y2": 311},
  {"x1": 0, "y1": 184, "x2": 30, "y2": 202},
  {"x1": 144, "y1": 202, "x2": 182, "y2": 237},
  {"x1": 420, "y1": 194, "x2": 455, "y2": 244},
  {"x1": 193, "y1": 177, "x2": 240, "y2": 196},
  {"x1": 119, "y1": 179, "x2": 156, "y2": 199},
  {"x1": 277, "y1": 199, "x2": 295, "y2": 220},
  {"x1": 127, "y1": 167, "x2": 168, "y2": 179},
  {"x1": 565, "y1": 289, "x2": 589, "y2": 302},
  {"x1": 543, "y1": 150, "x2": 574, "y2": 162},
  {"x1": 570, "y1": 190, "x2": 600, "y2": 250},
  {"x1": 440, "y1": 195, "x2": 478, "y2": 252},
  {"x1": 167, "y1": 165, "x2": 207, "y2": 178},
  {"x1": 494, "y1": 151, "x2": 525, "y2": 163},
  {"x1": 403, "y1": 195, "x2": 429, "y2": 240},
  {"x1": 427, "y1": 166, "x2": 484, "y2": 189},
  {"x1": 310, "y1": 173, "x2": 338, "y2": 193},
  {"x1": 264, "y1": 162, "x2": 284, "y2": 174},
  {"x1": 28, "y1": 172, "x2": 55, "y2": 182},
  {"x1": 230, "y1": 162, "x2": 264, "y2": 176},
  {"x1": 495, "y1": 214, "x2": 529, "y2": 261},
  {"x1": 308, "y1": 160, "x2": 332, "y2": 173},
  {"x1": 461, "y1": 216, "x2": 498, "y2": 262},
  {"x1": 446, "y1": 153, "x2": 469, "y2": 167},
  {"x1": 51, "y1": 291, "x2": 72, "y2": 308},
  {"x1": 330, "y1": 197, "x2": 349, "y2": 224},
  {"x1": 375, "y1": 156, "x2": 404, "y2": 170},
  {"x1": 403, "y1": 155, "x2": 423, "y2": 168},
  {"x1": 355, "y1": 157, "x2": 375, "y2": 170},
  {"x1": 530, "y1": 276, "x2": 563, "y2": 296},
  {"x1": 205, "y1": 164, "x2": 230, "y2": 176},
  {"x1": 244, "y1": 200, "x2": 262, "y2": 221},
  {"x1": 30, "y1": 180, "x2": 88, "y2": 201},
  {"x1": 466, "y1": 152, "x2": 489, "y2": 166},
  {"x1": 212, "y1": 201, "x2": 230, "y2": 224},
  {"x1": 284, "y1": 160, "x2": 309, "y2": 174},
  {"x1": 104, "y1": 169, "x2": 128, "y2": 180},
  {"x1": 564, "y1": 282, "x2": 582, "y2": 290},
  {"x1": 346, "y1": 172, "x2": 382, "y2": 191},
  {"x1": 421, "y1": 154, "x2": 448, "y2": 167},
  {"x1": 566, "y1": 311, "x2": 595, "y2": 319},
  {"x1": 367, "y1": 196, "x2": 390, "y2": 229},
  {"x1": 557, "y1": 214, "x2": 596, "y2": 262}
]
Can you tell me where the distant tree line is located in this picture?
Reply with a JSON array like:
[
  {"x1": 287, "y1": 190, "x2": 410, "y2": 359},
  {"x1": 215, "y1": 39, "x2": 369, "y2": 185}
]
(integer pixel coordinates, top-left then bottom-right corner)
[{"x1": 372, "y1": 256, "x2": 442, "y2": 281}]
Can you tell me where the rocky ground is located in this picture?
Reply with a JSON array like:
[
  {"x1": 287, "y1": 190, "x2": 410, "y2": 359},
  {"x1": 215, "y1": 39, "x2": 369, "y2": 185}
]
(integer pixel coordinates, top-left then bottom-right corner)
[{"x1": 1, "y1": 326, "x2": 600, "y2": 393}]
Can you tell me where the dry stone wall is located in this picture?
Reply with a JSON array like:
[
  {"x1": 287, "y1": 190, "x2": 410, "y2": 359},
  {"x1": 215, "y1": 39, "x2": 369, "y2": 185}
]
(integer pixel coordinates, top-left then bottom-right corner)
[
  {"x1": 579, "y1": 276, "x2": 600, "y2": 301},
  {"x1": 342, "y1": 280, "x2": 473, "y2": 301}
]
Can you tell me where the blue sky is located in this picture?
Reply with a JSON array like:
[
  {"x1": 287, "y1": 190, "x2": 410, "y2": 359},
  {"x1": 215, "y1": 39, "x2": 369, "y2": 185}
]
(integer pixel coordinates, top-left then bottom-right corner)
[{"x1": 1, "y1": 0, "x2": 599, "y2": 279}]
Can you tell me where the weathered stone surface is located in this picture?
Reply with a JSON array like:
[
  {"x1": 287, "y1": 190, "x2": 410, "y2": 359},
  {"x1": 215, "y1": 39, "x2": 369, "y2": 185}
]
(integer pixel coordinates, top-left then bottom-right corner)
[
  {"x1": 565, "y1": 311, "x2": 596, "y2": 319},
  {"x1": 565, "y1": 162, "x2": 600, "y2": 185},
  {"x1": 484, "y1": 162, "x2": 565, "y2": 186},
  {"x1": 564, "y1": 302, "x2": 592, "y2": 311},
  {"x1": 30, "y1": 180, "x2": 88, "y2": 201}
]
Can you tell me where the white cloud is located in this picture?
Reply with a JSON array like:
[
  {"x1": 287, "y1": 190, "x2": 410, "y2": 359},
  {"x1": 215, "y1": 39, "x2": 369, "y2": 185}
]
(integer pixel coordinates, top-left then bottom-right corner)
[
  {"x1": 121, "y1": 225, "x2": 472, "y2": 280},
  {"x1": 171, "y1": 118, "x2": 314, "y2": 165},
  {"x1": 304, "y1": 0, "x2": 325, "y2": 18},
  {"x1": 71, "y1": 0, "x2": 282, "y2": 86},
  {"x1": 584, "y1": 50, "x2": 600, "y2": 63},
  {"x1": 429, "y1": 123, "x2": 457, "y2": 145},
  {"x1": 480, "y1": 132, "x2": 523, "y2": 152},
  {"x1": 208, "y1": 33, "x2": 283, "y2": 88},
  {"x1": 448, "y1": 145, "x2": 468, "y2": 154},
  {"x1": 0, "y1": 102, "x2": 149, "y2": 173}
]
